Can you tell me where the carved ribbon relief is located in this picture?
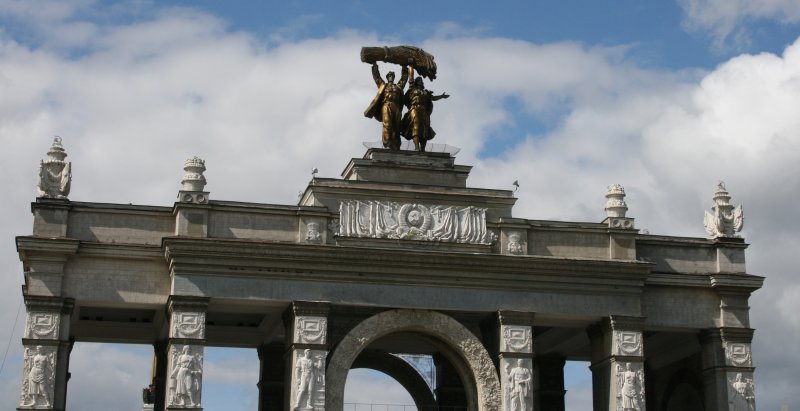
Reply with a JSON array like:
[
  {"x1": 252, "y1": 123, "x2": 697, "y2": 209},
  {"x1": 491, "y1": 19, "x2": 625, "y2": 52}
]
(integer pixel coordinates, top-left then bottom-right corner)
[
  {"x1": 24, "y1": 312, "x2": 59, "y2": 340},
  {"x1": 171, "y1": 311, "x2": 206, "y2": 339},
  {"x1": 19, "y1": 345, "x2": 57, "y2": 408},
  {"x1": 339, "y1": 200, "x2": 496, "y2": 245},
  {"x1": 500, "y1": 325, "x2": 532, "y2": 354},
  {"x1": 167, "y1": 345, "x2": 204, "y2": 407},
  {"x1": 294, "y1": 316, "x2": 327, "y2": 345},
  {"x1": 613, "y1": 331, "x2": 643, "y2": 357}
]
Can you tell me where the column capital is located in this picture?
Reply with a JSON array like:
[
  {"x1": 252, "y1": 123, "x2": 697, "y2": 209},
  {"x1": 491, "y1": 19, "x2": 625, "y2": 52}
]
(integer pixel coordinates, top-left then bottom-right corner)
[
  {"x1": 497, "y1": 310, "x2": 535, "y2": 326},
  {"x1": 167, "y1": 295, "x2": 210, "y2": 313}
]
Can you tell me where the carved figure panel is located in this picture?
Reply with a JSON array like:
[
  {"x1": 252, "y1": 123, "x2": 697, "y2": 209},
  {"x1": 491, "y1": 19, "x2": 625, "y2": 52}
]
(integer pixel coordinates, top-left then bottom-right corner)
[
  {"x1": 339, "y1": 200, "x2": 496, "y2": 245},
  {"x1": 24, "y1": 312, "x2": 60, "y2": 340},
  {"x1": 727, "y1": 372, "x2": 755, "y2": 411},
  {"x1": 170, "y1": 311, "x2": 206, "y2": 339},
  {"x1": 19, "y1": 345, "x2": 56, "y2": 408},
  {"x1": 167, "y1": 345, "x2": 204, "y2": 408},
  {"x1": 615, "y1": 362, "x2": 646, "y2": 411},
  {"x1": 613, "y1": 331, "x2": 643, "y2": 357},
  {"x1": 292, "y1": 349, "x2": 327, "y2": 410},
  {"x1": 725, "y1": 342, "x2": 753, "y2": 367},
  {"x1": 500, "y1": 357, "x2": 533, "y2": 411},
  {"x1": 500, "y1": 325, "x2": 532, "y2": 354}
]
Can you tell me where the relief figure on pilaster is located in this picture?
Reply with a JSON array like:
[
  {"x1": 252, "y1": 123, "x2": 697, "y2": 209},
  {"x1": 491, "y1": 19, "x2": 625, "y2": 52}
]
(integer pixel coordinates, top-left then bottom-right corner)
[
  {"x1": 294, "y1": 349, "x2": 324, "y2": 410},
  {"x1": 20, "y1": 345, "x2": 55, "y2": 408},
  {"x1": 505, "y1": 359, "x2": 532, "y2": 411},
  {"x1": 729, "y1": 373, "x2": 755, "y2": 411},
  {"x1": 169, "y1": 345, "x2": 203, "y2": 407},
  {"x1": 617, "y1": 363, "x2": 645, "y2": 411}
]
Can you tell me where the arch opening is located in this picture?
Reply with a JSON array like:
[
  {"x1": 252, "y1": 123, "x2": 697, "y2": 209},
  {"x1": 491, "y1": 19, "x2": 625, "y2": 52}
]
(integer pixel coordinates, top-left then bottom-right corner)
[{"x1": 326, "y1": 309, "x2": 500, "y2": 411}]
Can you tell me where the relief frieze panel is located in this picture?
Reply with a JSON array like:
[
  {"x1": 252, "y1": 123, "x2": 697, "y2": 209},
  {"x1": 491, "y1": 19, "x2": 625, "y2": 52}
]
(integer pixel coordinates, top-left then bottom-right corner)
[{"x1": 339, "y1": 200, "x2": 496, "y2": 245}]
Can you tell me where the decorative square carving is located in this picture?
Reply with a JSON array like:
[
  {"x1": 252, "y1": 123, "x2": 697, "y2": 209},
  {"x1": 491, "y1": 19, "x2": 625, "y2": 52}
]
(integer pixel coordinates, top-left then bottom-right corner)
[
  {"x1": 500, "y1": 325, "x2": 532, "y2": 353},
  {"x1": 613, "y1": 330, "x2": 643, "y2": 357},
  {"x1": 24, "y1": 312, "x2": 59, "y2": 340},
  {"x1": 294, "y1": 316, "x2": 327, "y2": 345},
  {"x1": 170, "y1": 311, "x2": 206, "y2": 339},
  {"x1": 725, "y1": 342, "x2": 753, "y2": 367}
]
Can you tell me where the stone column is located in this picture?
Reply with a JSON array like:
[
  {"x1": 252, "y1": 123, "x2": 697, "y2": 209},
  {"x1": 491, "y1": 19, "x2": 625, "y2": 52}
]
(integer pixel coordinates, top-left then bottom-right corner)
[
  {"x1": 164, "y1": 297, "x2": 209, "y2": 411},
  {"x1": 151, "y1": 340, "x2": 169, "y2": 411},
  {"x1": 533, "y1": 355, "x2": 566, "y2": 411},
  {"x1": 17, "y1": 296, "x2": 74, "y2": 411},
  {"x1": 700, "y1": 328, "x2": 756, "y2": 411},
  {"x1": 433, "y1": 353, "x2": 468, "y2": 409},
  {"x1": 284, "y1": 302, "x2": 329, "y2": 411},
  {"x1": 497, "y1": 311, "x2": 534, "y2": 411},
  {"x1": 588, "y1": 316, "x2": 647, "y2": 411},
  {"x1": 257, "y1": 343, "x2": 285, "y2": 411}
]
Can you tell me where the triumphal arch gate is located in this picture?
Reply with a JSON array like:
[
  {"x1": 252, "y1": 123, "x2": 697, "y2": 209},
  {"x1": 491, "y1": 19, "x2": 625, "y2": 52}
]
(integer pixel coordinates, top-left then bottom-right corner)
[{"x1": 16, "y1": 46, "x2": 761, "y2": 411}]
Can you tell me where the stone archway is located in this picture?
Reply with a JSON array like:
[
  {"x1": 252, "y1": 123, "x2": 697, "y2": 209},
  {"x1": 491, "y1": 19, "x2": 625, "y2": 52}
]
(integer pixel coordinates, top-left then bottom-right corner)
[
  {"x1": 352, "y1": 349, "x2": 437, "y2": 409},
  {"x1": 326, "y1": 309, "x2": 501, "y2": 411}
]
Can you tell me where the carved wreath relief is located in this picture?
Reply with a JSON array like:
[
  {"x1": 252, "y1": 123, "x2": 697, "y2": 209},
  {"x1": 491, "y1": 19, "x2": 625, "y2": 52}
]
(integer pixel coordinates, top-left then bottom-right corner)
[
  {"x1": 339, "y1": 200, "x2": 496, "y2": 244},
  {"x1": 167, "y1": 345, "x2": 204, "y2": 408},
  {"x1": 19, "y1": 345, "x2": 56, "y2": 408},
  {"x1": 294, "y1": 316, "x2": 328, "y2": 345},
  {"x1": 728, "y1": 372, "x2": 755, "y2": 411},
  {"x1": 24, "y1": 312, "x2": 60, "y2": 340},
  {"x1": 501, "y1": 357, "x2": 533, "y2": 411},
  {"x1": 507, "y1": 232, "x2": 524, "y2": 255},
  {"x1": 305, "y1": 222, "x2": 322, "y2": 243},
  {"x1": 615, "y1": 362, "x2": 645, "y2": 411},
  {"x1": 613, "y1": 331, "x2": 643, "y2": 357},
  {"x1": 170, "y1": 311, "x2": 206, "y2": 339},
  {"x1": 292, "y1": 349, "x2": 327, "y2": 411},
  {"x1": 500, "y1": 325, "x2": 532, "y2": 353},
  {"x1": 725, "y1": 342, "x2": 753, "y2": 367}
]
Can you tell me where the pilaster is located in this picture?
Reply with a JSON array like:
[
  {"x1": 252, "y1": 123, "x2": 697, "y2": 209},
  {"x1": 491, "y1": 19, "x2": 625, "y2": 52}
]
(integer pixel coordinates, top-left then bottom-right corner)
[
  {"x1": 284, "y1": 301, "x2": 330, "y2": 411},
  {"x1": 588, "y1": 316, "x2": 647, "y2": 411},
  {"x1": 700, "y1": 328, "x2": 756, "y2": 411},
  {"x1": 17, "y1": 296, "x2": 74, "y2": 411},
  {"x1": 165, "y1": 296, "x2": 209, "y2": 411},
  {"x1": 496, "y1": 311, "x2": 535, "y2": 411}
]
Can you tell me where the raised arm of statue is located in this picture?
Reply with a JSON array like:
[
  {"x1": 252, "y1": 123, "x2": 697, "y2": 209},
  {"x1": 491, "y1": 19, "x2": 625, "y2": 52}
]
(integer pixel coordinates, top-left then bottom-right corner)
[
  {"x1": 432, "y1": 92, "x2": 449, "y2": 101},
  {"x1": 371, "y1": 63, "x2": 383, "y2": 87},
  {"x1": 398, "y1": 65, "x2": 409, "y2": 89}
]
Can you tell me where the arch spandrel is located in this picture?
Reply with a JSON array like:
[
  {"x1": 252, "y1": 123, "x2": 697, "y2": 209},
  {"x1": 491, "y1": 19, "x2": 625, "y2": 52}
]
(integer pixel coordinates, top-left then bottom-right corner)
[{"x1": 326, "y1": 309, "x2": 501, "y2": 411}]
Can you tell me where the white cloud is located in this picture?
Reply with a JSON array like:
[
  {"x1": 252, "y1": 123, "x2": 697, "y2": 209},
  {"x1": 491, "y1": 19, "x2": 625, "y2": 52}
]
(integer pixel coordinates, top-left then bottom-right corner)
[
  {"x1": 679, "y1": 0, "x2": 800, "y2": 49},
  {"x1": 0, "y1": 4, "x2": 799, "y2": 411}
]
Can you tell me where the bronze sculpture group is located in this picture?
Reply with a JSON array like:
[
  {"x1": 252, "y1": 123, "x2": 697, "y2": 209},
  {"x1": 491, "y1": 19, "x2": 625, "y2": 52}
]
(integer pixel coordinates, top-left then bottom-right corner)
[{"x1": 362, "y1": 46, "x2": 449, "y2": 152}]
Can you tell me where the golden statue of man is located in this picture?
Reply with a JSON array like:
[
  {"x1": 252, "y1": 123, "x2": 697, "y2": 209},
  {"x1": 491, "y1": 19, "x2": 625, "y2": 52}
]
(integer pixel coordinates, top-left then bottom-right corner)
[{"x1": 364, "y1": 63, "x2": 409, "y2": 150}]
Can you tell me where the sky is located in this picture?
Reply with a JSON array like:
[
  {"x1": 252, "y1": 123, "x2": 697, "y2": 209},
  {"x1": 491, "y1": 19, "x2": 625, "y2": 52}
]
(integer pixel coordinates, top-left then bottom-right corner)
[{"x1": 0, "y1": 0, "x2": 799, "y2": 409}]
